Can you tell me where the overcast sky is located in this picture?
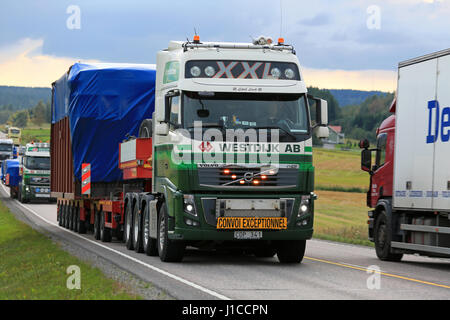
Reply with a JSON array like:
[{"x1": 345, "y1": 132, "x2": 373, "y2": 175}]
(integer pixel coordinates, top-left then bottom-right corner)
[{"x1": 1, "y1": 0, "x2": 449, "y2": 90}]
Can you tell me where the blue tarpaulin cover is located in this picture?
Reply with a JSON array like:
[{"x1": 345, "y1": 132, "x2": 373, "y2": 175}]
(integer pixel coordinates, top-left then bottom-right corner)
[
  {"x1": 2, "y1": 159, "x2": 20, "y2": 187},
  {"x1": 52, "y1": 63, "x2": 156, "y2": 182}
]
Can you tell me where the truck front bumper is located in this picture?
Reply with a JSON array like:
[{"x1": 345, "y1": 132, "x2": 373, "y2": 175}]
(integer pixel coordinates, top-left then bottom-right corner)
[
  {"x1": 23, "y1": 185, "x2": 52, "y2": 200},
  {"x1": 167, "y1": 193, "x2": 315, "y2": 241}
]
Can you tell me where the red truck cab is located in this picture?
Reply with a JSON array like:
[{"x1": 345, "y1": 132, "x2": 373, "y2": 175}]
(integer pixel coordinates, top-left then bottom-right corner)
[{"x1": 360, "y1": 100, "x2": 404, "y2": 261}]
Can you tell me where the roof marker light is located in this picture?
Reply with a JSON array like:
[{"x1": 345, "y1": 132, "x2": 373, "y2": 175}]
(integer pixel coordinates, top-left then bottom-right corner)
[{"x1": 193, "y1": 35, "x2": 200, "y2": 43}]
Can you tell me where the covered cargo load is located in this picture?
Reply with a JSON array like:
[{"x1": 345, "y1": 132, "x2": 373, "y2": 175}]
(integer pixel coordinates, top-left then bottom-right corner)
[{"x1": 51, "y1": 63, "x2": 156, "y2": 197}]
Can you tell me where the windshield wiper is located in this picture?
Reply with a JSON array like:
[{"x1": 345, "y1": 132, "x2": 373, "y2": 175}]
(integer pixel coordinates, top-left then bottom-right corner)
[{"x1": 254, "y1": 126, "x2": 297, "y2": 141}]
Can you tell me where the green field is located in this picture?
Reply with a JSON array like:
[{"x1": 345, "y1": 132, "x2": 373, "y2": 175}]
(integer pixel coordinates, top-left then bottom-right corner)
[
  {"x1": 314, "y1": 190, "x2": 372, "y2": 246},
  {"x1": 313, "y1": 148, "x2": 369, "y2": 192},
  {"x1": 21, "y1": 127, "x2": 50, "y2": 144},
  {"x1": 312, "y1": 147, "x2": 372, "y2": 246},
  {"x1": 0, "y1": 200, "x2": 142, "y2": 300}
]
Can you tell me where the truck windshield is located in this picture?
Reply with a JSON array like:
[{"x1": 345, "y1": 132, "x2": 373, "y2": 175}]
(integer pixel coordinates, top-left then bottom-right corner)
[
  {"x1": 182, "y1": 92, "x2": 309, "y2": 141},
  {"x1": 0, "y1": 144, "x2": 12, "y2": 151},
  {"x1": 24, "y1": 156, "x2": 50, "y2": 170}
]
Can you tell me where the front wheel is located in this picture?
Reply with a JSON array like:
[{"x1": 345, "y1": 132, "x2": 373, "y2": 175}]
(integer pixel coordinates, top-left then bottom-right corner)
[
  {"x1": 157, "y1": 204, "x2": 185, "y2": 262},
  {"x1": 374, "y1": 210, "x2": 403, "y2": 262},
  {"x1": 275, "y1": 240, "x2": 306, "y2": 263}
]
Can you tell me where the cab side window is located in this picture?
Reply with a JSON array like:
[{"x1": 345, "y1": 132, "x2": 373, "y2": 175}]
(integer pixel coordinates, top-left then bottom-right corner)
[{"x1": 376, "y1": 133, "x2": 387, "y2": 167}]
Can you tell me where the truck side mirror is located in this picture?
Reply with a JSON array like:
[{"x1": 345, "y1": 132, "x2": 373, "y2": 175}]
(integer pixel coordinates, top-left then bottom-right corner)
[
  {"x1": 361, "y1": 149, "x2": 372, "y2": 172},
  {"x1": 155, "y1": 122, "x2": 169, "y2": 136},
  {"x1": 317, "y1": 99, "x2": 328, "y2": 126},
  {"x1": 313, "y1": 126, "x2": 329, "y2": 139},
  {"x1": 307, "y1": 95, "x2": 328, "y2": 127}
]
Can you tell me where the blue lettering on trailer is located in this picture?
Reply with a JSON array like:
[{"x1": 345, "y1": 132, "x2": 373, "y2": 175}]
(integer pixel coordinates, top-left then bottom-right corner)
[{"x1": 427, "y1": 100, "x2": 450, "y2": 143}]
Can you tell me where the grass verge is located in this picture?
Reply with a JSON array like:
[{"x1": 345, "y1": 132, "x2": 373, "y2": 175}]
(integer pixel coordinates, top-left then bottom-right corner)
[
  {"x1": 313, "y1": 190, "x2": 373, "y2": 247},
  {"x1": 0, "y1": 200, "x2": 141, "y2": 300}
]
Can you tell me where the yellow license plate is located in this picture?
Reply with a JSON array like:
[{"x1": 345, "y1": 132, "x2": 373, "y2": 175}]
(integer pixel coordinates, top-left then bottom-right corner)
[{"x1": 217, "y1": 217, "x2": 287, "y2": 230}]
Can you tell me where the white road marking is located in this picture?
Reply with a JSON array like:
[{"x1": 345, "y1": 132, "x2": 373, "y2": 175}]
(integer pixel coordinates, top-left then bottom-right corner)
[{"x1": 1, "y1": 184, "x2": 231, "y2": 300}]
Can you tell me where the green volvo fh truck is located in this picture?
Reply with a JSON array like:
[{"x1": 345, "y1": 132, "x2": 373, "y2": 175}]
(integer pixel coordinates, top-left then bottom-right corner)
[
  {"x1": 52, "y1": 36, "x2": 329, "y2": 263},
  {"x1": 19, "y1": 142, "x2": 52, "y2": 202}
]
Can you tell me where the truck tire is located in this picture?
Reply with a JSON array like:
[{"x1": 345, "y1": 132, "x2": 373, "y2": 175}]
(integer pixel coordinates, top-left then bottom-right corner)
[
  {"x1": 62, "y1": 205, "x2": 67, "y2": 228},
  {"x1": 57, "y1": 204, "x2": 62, "y2": 226},
  {"x1": 275, "y1": 240, "x2": 306, "y2": 263},
  {"x1": 72, "y1": 206, "x2": 79, "y2": 233},
  {"x1": 124, "y1": 201, "x2": 134, "y2": 250},
  {"x1": 133, "y1": 202, "x2": 144, "y2": 253},
  {"x1": 139, "y1": 119, "x2": 153, "y2": 138},
  {"x1": 374, "y1": 210, "x2": 403, "y2": 262},
  {"x1": 77, "y1": 207, "x2": 87, "y2": 234},
  {"x1": 64, "y1": 205, "x2": 70, "y2": 229},
  {"x1": 93, "y1": 208, "x2": 101, "y2": 240},
  {"x1": 157, "y1": 205, "x2": 185, "y2": 262},
  {"x1": 142, "y1": 203, "x2": 158, "y2": 256},
  {"x1": 100, "y1": 211, "x2": 112, "y2": 242},
  {"x1": 69, "y1": 205, "x2": 75, "y2": 231}
]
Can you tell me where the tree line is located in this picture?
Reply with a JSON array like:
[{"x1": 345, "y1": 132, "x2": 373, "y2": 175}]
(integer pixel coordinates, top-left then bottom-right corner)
[
  {"x1": 308, "y1": 86, "x2": 395, "y2": 144},
  {"x1": 0, "y1": 100, "x2": 51, "y2": 128}
]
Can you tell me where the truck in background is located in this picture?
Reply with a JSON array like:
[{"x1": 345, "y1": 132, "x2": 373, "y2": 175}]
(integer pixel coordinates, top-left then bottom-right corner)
[
  {"x1": 360, "y1": 48, "x2": 450, "y2": 260},
  {"x1": 2, "y1": 159, "x2": 21, "y2": 198},
  {"x1": 0, "y1": 138, "x2": 14, "y2": 162},
  {"x1": 19, "y1": 142, "x2": 53, "y2": 203},
  {"x1": 51, "y1": 36, "x2": 329, "y2": 263},
  {"x1": 7, "y1": 127, "x2": 21, "y2": 146}
]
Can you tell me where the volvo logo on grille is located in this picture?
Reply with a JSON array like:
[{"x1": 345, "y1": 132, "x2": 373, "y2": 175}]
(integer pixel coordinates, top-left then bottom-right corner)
[{"x1": 244, "y1": 172, "x2": 254, "y2": 182}]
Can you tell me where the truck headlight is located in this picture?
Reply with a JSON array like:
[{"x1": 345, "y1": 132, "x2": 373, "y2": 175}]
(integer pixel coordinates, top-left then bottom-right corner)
[
  {"x1": 25, "y1": 186, "x2": 30, "y2": 192},
  {"x1": 298, "y1": 195, "x2": 310, "y2": 217},
  {"x1": 183, "y1": 194, "x2": 197, "y2": 216}
]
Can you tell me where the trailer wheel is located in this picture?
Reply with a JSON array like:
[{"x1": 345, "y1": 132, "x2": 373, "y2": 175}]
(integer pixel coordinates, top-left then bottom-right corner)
[
  {"x1": 77, "y1": 207, "x2": 86, "y2": 234},
  {"x1": 275, "y1": 240, "x2": 306, "y2": 263},
  {"x1": 64, "y1": 205, "x2": 70, "y2": 229},
  {"x1": 374, "y1": 210, "x2": 403, "y2": 262},
  {"x1": 73, "y1": 206, "x2": 79, "y2": 233},
  {"x1": 58, "y1": 204, "x2": 63, "y2": 227},
  {"x1": 93, "y1": 208, "x2": 101, "y2": 240},
  {"x1": 100, "y1": 211, "x2": 112, "y2": 242},
  {"x1": 124, "y1": 201, "x2": 134, "y2": 250},
  {"x1": 69, "y1": 205, "x2": 75, "y2": 231},
  {"x1": 157, "y1": 204, "x2": 185, "y2": 262},
  {"x1": 61, "y1": 205, "x2": 67, "y2": 228},
  {"x1": 133, "y1": 202, "x2": 144, "y2": 253},
  {"x1": 139, "y1": 119, "x2": 153, "y2": 138},
  {"x1": 142, "y1": 203, "x2": 158, "y2": 256}
]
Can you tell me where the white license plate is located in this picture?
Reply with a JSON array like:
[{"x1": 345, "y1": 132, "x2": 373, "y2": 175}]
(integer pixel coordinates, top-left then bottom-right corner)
[
  {"x1": 233, "y1": 231, "x2": 263, "y2": 240},
  {"x1": 36, "y1": 194, "x2": 50, "y2": 198}
]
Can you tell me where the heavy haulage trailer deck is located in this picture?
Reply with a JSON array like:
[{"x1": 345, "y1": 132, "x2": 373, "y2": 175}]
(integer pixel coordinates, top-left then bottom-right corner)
[{"x1": 51, "y1": 37, "x2": 329, "y2": 263}]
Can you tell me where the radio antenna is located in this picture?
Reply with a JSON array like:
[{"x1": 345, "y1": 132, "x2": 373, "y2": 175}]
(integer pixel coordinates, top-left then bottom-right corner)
[{"x1": 279, "y1": 0, "x2": 283, "y2": 39}]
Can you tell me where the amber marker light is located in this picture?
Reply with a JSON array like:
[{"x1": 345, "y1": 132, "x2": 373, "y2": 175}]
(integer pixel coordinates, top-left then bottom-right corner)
[
  {"x1": 240, "y1": 180, "x2": 245, "y2": 185},
  {"x1": 253, "y1": 180, "x2": 260, "y2": 185},
  {"x1": 223, "y1": 169, "x2": 231, "y2": 175},
  {"x1": 231, "y1": 174, "x2": 237, "y2": 179},
  {"x1": 261, "y1": 175, "x2": 267, "y2": 180}
]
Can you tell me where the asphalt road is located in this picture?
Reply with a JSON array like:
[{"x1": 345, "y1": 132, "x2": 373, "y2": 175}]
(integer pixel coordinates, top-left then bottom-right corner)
[{"x1": 1, "y1": 184, "x2": 449, "y2": 300}]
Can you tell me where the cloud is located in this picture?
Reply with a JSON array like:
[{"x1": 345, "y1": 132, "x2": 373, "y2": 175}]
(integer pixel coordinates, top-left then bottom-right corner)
[
  {"x1": 297, "y1": 13, "x2": 331, "y2": 26},
  {"x1": 302, "y1": 67, "x2": 397, "y2": 92},
  {"x1": 0, "y1": 38, "x2": 99, "y2": 87}
]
